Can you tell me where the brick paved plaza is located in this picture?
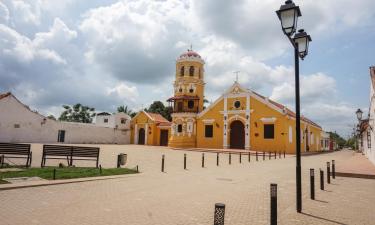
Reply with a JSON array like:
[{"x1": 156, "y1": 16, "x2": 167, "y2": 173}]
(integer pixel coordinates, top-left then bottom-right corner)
[{"x1": 1, "y1": 145, "x2": 375, "y2": 225}]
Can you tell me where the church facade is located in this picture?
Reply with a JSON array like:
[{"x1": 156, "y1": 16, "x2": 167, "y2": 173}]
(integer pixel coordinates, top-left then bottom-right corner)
[{"x1": 131, "y1": 50, "x2": 323, "y2": 153}]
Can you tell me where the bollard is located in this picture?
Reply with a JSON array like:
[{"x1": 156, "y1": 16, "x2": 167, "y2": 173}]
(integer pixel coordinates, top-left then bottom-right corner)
[
  {"x1": 239, "y1": 152, "x2": 242, "y2": 163},
  {"x1": 202, "y1": 153, "x2": 205, "y2": 168},
  {"x1": 256, "y1": 152, "x2": 258, "y2": 161},
  {"x1": 269, "y1": 151, "x2": 271, "y2": 160},
  {"x1": 99, "y1": 164, "x2": 102, "y2": 175},
  {"x1": 263, "y1": 152, "x2": 265, "y2": 161},
  {"x1": 117, "y1": 154, "x2": 120, "y2": 168},
  {"x1": 229, "y1": 153, "x2": 231, "y2": 165},
  {"x1": 320, "y1": 169, "x2": 324, "y2": 190},
  {"x1": 327, "y1": 162, "x2": 330, "y2": 184},
  {"x1": 53, "y1": 168, "x2": 56, "y2": 180},
  {"x1": 310, "y1": 168, "x2": 315, "y2": 200},
  {"x1": 332, "y1": 160, "x2": 335, "y2": 179},
  {"x1": 248, "y1": 152, "x2": 251, "y2": 162},
  {"x1": 274, "y1": 151, "x2": 277, "y2": 159},
  {"x1": 136, "y1": 165, "x2": 139, "y2": 173},
  {"x1": 214, "y1": 203, "x2": 225, "y2": 225},
  {"x1": 217, "y1": 153, "x2": 219, "y2": 166},
  {"x1": 162, "y1": 154, "x2": 165, "y2": 172},
  {"x1": 284, "y1": 151, "x2": 285, "y2": 158},
  {"x1": 270, "y1": 183, "x2": 277, "y2": 225},
  {"x1": 184, "y1": 154, "x2": 187, "y2": 170}
]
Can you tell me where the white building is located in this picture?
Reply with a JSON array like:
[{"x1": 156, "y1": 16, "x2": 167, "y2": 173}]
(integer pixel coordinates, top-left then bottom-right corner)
[
  {"x1": 321, "y1": 131, "x2": 330, "y2": 151},
  {"x1": 360, "y1": 67, "x2": 375, "y2": 165},
  {"x1": 0, "y1": 92, "x2": 131, "y2": 144}
]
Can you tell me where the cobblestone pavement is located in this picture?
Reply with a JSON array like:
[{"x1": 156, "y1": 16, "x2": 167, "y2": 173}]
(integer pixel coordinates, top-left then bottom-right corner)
[{"x1": 1, "y1": 146, "x2": 374, "y2": 225}]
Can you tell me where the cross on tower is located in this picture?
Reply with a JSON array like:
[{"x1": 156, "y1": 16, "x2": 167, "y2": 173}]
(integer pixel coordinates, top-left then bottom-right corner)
[{"x1": 233, "y1": 71, "x2": 240, "y2": 82}]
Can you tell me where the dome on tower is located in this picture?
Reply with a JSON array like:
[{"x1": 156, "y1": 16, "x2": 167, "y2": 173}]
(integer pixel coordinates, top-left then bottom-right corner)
[{"x1": 179, "y1": 49, "x2": 201, "y2": 59}]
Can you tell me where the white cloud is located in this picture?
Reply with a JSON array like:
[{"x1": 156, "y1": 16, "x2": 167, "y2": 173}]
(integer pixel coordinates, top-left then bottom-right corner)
[
  {"x1": 11, "y1": 0, "x2": 41, "y2": 25},
  {"x1": 270, "y1": 73, "x2": 336, "y2": 104},
  {"x1": 107, "y1": 82, "x2": 139, "y2": 103},
  {"x1": 0, "y1": 2, "x2": 9, "y2": 24}
]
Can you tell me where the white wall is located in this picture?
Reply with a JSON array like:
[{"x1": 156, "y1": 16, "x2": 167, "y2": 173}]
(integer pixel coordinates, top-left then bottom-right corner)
[{"x1": 0, "y1": 95, "x2": 130, "y2": 144}]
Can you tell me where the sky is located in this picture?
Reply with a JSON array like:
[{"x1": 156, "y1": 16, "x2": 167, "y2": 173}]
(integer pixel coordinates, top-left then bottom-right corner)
[{"x1": 0, "y1": 0, "x2": 374, "y2": 137}]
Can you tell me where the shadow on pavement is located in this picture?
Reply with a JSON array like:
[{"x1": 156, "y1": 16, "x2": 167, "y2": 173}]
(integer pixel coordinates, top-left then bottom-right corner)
[{"x1": 301, "y1": 212, "x2": 348, "y2": 225}]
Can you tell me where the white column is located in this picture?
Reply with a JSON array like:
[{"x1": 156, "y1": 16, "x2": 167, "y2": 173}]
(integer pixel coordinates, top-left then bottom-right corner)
[
  {"x1": 245, "y1": 94, "x2": 250, "y2": 150},
  {"x1": 134, "y1": 124, "x2": 138, "y2": 144},
  {"x1": 144, "y1": 123, "x2": 148, "y2": 145},
  {"x1": 223, "y1": 95, "x2": 228, "y2": 149}
]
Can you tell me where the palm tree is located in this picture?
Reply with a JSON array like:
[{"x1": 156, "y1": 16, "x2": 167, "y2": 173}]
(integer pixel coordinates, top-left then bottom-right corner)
[{"x1": 117, "y1": 105, "x2": 135, "y2": 117}]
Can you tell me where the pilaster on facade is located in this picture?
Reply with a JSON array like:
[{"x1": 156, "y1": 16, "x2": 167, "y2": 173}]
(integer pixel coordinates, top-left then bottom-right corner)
[
  {"x1": 144, "y1": 123, "x2": 148, "y2": 145},
  {"x1": 134, "y1": 124, "x2": 138, "y2": 144},
  {"x1": 245, "y1": 94, "x2": 251, "y2": 150},
  {"x1": 223, "y1": 95, "x2": 228, "y2": 149}
]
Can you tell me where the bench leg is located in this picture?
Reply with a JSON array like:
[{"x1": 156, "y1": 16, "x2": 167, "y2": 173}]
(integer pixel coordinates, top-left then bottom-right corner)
[
  {"x1": 28, "y1": 152, "x2": 32, "y2": 168},
  {"x1": 0, "y1": 155, "x2": 4, "y2": 168}
]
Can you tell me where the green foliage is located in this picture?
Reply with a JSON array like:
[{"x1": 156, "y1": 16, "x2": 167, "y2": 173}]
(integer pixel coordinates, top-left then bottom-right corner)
[
  {"x1": 117, "y1": 105, "x2": 137, "y2": 117},
  {"x1": 145, "y1": 101, "x2": 172, "y2": 121},
  {"x1": 0, "y1": 167, "x2": 137, "y2": 181},
  {"x1": 345, "y1": 136, "x2": 357, "y2": 149},
  {"x1": 328, "y1": 131, "x2": 346, "y2": 149},
  {"x1": 47, "y1": 115, "x2": 56, "y2": 120},
  {"x1": 58, "y1": 103, "x2": 96, "y2": 123}
]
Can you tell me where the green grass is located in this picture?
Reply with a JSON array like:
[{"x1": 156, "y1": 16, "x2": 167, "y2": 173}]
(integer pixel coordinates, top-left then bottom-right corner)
[{"x1": 0, "y1": 167, "x2": 138, "y2": 182}]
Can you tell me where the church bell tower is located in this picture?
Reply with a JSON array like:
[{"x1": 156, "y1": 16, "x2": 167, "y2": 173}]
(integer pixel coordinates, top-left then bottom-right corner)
[{"x1": 167, "y1": 49, "x2": 205, "y2": 148}]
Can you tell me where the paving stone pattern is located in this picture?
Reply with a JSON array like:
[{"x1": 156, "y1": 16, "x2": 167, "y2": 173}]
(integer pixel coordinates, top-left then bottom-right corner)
[{"x1": 0, "y1": 146, "x2": 374, "y2": 225}]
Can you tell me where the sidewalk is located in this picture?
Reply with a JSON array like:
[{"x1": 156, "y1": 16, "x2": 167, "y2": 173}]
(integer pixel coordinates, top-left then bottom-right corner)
[{"x1": 335, "y1": 151, "x2": 375, "y2": 179}]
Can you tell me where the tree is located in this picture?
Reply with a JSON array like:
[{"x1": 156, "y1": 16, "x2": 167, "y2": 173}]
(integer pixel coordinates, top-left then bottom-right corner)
[
  {"x1": 328, "y1": 131, "x2": 346, "y2": 149},
  {"x1": 145, "y1": 101, "x2": 172, "y2": 121},
  {"x1": 58, "y1": 103, "x2": 96, "y2": 123},
  {"x1": 47, "y1": 115, "x2": 56, "y2": 121},
  {"x1": 117, "y1": 105, "x2": 136, "y2": 117}
]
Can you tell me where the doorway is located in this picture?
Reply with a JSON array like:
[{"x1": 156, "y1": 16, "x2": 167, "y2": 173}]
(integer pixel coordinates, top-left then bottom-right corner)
[
  {"x1": 160, "y1": 130, "x2": 169, "y2": 146},
  {"x1": 138, "y1": 128, "x2": 145, "y2": 145},
  {"x1": 230, "y1": 120, "x2": 245, "y2": 149}
]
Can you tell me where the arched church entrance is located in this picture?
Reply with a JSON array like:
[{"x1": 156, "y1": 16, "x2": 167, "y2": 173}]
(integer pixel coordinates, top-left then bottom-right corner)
[
  {"x1": 230, "y1": 120, "x2": 245, "y2": 149},
  {"x1": 138, "y1": 128, "x2": 145, "y2": 145}
]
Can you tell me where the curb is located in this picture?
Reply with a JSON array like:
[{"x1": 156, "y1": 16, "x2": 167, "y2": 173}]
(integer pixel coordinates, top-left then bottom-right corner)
[
  {"x1": 336, "y1": 172, "x2": 375, "y2": 180},
  {"x1": 0, "y1": 173, "x2": 141, "y2": 191}
]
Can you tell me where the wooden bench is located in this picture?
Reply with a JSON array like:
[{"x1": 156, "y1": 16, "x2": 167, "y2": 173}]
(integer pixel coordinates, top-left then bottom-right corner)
[
  {"x1": 41, "y1": 145, "x2": 100, "y2": 168},
  {"x1": 0, "y1": 143, "x2": 32, "y2": 167}
]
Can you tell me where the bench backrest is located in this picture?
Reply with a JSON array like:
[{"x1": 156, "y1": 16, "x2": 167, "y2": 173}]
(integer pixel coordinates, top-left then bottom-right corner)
[
  {"x1": 43, "y1": 145, "x2": 72, "y2": 156},
  {"x1": 72, "y1": 146, "x2": 99, "y2": 158},
  {"x1": 43, "y1": 145, "x2": 99, "y2": 158},
  {"x1": 0, "y1": 143, "x2": 31, "y2": 155}
]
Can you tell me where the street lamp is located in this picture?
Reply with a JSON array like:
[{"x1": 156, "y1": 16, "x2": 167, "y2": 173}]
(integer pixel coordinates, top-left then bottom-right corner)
[
  {"x1": 356, "y1": 108, "x2": 363, "y2": 121},
  {"x1": 276, "y1": 0, "x2": 312, "y2": 213},
  {"x1": 276, "y1": 0, "x2": 301, "y2": 36}
]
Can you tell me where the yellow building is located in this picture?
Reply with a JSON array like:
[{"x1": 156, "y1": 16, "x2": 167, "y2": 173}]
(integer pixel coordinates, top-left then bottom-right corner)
[
  {"x1": 130, "y1": 111, "x2": 171, "y2": 146},
  {"x1": 131, "y1": 49, "x2": 323, "y2": 153}
]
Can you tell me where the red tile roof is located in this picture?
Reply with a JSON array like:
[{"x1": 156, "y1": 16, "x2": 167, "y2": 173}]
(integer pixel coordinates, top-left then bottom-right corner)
[
  {"x1": 167, "y1": 95, "x2": 200, "y2": 101},
  {"x1": 146, "y1": 112, "x2": 170, "y2": 123}
]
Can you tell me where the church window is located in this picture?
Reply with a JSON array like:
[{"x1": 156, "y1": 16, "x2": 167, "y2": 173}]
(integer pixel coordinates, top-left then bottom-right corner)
[
  {"x1": 104, "y1": 118, "x2": 109, "y2": 123},
  {"x1": 180, "y1": 66, "x2": 184, "y2": 76},
  {"x1": 177, "y1": 124, "x2": 182, "y2": 133},
  {"x1": 188, "y1": 100, "x2": 194, "y2": 109},
  {"x1": 189, "y1": 66, "x2": 194, "y2": 76},
  {"x1": 121, "y1": 118, "x2": 127, "y2": 124},
  {"x1": 179, "y1": 88, "x2": 183, "y2": 93},
  {"x1": 234, "y1": 101, "x2": 241, "y2": 109},
  {"x1": 205, "y1": 125, "x2": 213, "y2": 138},
  {"x1": 264, "y1": 124, "x2": 274, "y2": 139},
  {"x1": 189, "y1": 88, "x2": 194, "y2": 93}
]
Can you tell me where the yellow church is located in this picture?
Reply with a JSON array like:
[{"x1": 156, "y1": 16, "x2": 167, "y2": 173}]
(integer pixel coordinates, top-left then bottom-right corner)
[{"x1": 131, "y1": 50, "x2": 322, "y2": 153}]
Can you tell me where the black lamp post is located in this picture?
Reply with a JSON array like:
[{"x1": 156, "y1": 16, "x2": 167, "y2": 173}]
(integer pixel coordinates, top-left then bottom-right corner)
[
  {"x1": 276, "y1": 0, "x2": 312, "y2": 213},
  {"x1": 356, "y1": 108, "x2": 363, "y2": 152}
]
